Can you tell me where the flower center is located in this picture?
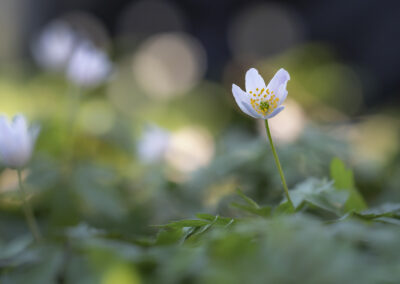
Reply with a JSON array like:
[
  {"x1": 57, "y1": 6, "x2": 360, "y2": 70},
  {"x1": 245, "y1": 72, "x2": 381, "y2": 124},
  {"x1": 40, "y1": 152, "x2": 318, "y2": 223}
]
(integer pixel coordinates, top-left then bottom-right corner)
[
  {"x1": 259, "y1": 101, "x2": 269, "y2": 112},
  {"x1": 249, "y1": 88, "x2": 279, "y2": 116}
]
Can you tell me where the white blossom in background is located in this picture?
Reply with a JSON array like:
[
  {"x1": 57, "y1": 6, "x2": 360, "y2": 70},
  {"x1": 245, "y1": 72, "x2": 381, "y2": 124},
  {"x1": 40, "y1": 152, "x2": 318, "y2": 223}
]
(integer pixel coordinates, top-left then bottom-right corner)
[
  {"x1": 66, "y1": 41, "x2": 112, "y2": 87},
  {"x1": 0, "y1": 114, "x2": 40, "y2": 168},
  {"x1": 258, "y1": 99, "x2": 306, "y2": 144},
  {"x1": 232, "y1": 68, "x2": 290, "y2": 119},
  {"x1": 32, "y1": 20, "x2": 76, "y2": 71},
  {"x1": 165, "y1": 127, "x2": 214, "y2": 173},
  {"x1": 137, "y1": 125, "x2": 170, "y2": 164}
]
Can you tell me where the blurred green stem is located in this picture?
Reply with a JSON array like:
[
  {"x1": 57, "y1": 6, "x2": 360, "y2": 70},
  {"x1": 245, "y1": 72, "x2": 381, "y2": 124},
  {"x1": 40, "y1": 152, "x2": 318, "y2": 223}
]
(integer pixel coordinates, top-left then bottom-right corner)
[
  {"x1": 67, "y1": 84, "x2": 81, "y2": 129},
  {"x1": 264, "y1": 120, "x2": 294, "y2": 209},
  {"x1": 17, "y1": 169, "x2": 42, "y2": 242},
  {"x1": 65, "y1": 84, "x2": 81, "y2": 164}
]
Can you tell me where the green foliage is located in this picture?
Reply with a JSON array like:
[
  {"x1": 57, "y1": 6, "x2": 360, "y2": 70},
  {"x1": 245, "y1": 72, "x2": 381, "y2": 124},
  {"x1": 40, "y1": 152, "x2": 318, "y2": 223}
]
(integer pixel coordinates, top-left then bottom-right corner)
[
  {"x1": 289, "y1": 178, "x2": 348, "y2": 214},
  {"x1": 330, "y1": 158, "x2": 367, "y2": 212},
  {"x1": 230, "y1": 189, "x2": 272, "y2": 217},
  {"x1": 1, "y1": 77, "x2": 400, "y2": 283}
]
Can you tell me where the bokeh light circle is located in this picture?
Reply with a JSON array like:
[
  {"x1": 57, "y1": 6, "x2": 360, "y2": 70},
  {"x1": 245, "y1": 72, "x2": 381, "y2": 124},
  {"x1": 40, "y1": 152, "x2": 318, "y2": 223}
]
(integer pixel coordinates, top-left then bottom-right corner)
[
  {"x1": 165, "y1": 127, "x2": 214, "y2": 173},
  {"x1": 132, "y1": 32, "x2": 207, "y2": 99}
]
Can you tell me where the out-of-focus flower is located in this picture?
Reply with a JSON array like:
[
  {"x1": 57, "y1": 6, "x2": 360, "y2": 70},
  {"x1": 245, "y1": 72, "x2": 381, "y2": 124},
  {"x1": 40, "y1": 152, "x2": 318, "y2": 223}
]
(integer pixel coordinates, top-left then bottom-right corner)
[
  {"x1": 232, "y1": 68, "x2": 290, "y2": 119},
  {"x1": 0, "y1": 114, "x2": 40, "y2": 169},
  {"x1": 66, "y1": 41, "x2": 112, "y2": 87},
  {"x1": 262, "y1": 99, "x2": 306, "y2": 144},
  {"x1": 32, "y1": 20, "x2": 76, "y2": 71},
  {"x1": 165, "y1": 127, "x2": 214, "y2": 173},
  {"x1": 137, "y1": 125, "x2": 170, "y2": 164}
]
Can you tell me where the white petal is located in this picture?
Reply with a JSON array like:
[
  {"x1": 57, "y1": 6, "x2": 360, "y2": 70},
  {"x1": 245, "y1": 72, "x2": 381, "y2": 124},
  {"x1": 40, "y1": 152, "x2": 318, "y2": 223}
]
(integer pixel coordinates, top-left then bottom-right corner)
[
  {"x1": 0, "y1": 114, "x2": 34, "y2": 168},
  {"x1": 12, "y1": 115, "x2": 30, "y2": 152},
  {"x1": 12, "y1": 114, "x2": 28, "y2": 134},
  {"x1": 277, "y1": 84, "x2": 288, "y2": 106},
  {"x1": 242, "y1": 102, "x2": 263, "y2": 119},
  {"x1": 0, "y1": 115, "x2": 12, "y2": 137},
  {"x1": 0, "y1": 116, "x2": 14, "y2": 164},
  {"x1": 67, "y1": 41, "x2": 112, "y2": 87},
  {"x1": 232, "y1": 84, "x2": 261, "y2": 118},
  {"x1": 265, "y1": 106, "x2": 285, "y2": 119},
  {"x1": 266, "y1": 68, "x2": 290, "y2": 102},
  {"x1": 245, "y1": 68, "x2": 266, "y2": 93},
  {"x1": 13, "y1": 115, "x2": 32, "y2": 167}
]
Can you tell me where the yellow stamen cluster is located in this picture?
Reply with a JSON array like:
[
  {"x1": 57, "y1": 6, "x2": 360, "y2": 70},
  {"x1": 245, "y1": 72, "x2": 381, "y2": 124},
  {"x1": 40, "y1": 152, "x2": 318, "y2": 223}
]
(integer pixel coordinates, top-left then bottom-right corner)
[{"x1": 249, "y1": 88, "x2": 279, "y2": 116}]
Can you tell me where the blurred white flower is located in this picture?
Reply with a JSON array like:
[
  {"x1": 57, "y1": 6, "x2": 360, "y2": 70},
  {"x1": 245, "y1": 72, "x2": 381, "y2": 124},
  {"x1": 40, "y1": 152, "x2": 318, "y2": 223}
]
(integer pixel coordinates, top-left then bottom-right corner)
[
  {"x1": 137, "y1": 125, "x2": 170, "y2": 164},
  {"x1": 0, "y1": 114, "x2": 40, "y2": 168},
  {"x1": 260, "y1": 99, "x2": 306, "y2": 144},
  {"x1": 165, "y1": 127, "x2": 214, "y2": 173},
  {"x1": 66, "y1": 41, "x2": 112, "y2": 87},
  {"x1": 32, "y1": 20, "x2": 76, "y2": 71},
  {"x1": 232, "y1": 68, "x2": 290, "y2": 119}
]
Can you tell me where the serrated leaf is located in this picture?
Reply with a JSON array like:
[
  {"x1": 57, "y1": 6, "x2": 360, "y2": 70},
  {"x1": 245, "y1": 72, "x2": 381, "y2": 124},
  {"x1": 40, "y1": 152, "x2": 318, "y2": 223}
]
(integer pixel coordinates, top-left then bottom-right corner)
[
  {"x1": 373, "y1": 217, "x2": 400, "y2": 226},
  {"x1": 355, "y1": 203, "x2": 400, "y2": 219},
  {"x1": 330, "y1": 158, "x2": 367, "y2": 212},
  {"x1": 288, "y1": 178, "x2": 348, "y2": 215}
]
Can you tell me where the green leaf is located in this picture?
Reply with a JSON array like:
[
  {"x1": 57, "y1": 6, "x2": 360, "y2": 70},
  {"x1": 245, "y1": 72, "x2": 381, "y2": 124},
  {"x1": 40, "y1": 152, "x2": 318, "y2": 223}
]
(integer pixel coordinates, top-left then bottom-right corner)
[
  {"x1": 288, "y1": 178, "x2": 348, "y2": 215},
  {"x1": 231, "y1": 202, "x2": 272, "y2": 217},
  {"x1": 373, "y1": 217, "x2": 400, "y2": 226},
  {"x1": 355, "y1": 203, "x2": 400, "y2": 219},
  {"x1": 231, "y1": 189, "x2": 271, "y2": 217},
  {"x1": 155, "y1": 228, "x2": 183, "y2": 245},
  {"x1": 274, "y1": 200, "x2": 295, "y2": 215},
  {"x1": 195, "y1": 213, "x2": 218, "y2": 221},
  {"x1": 196, "y1": 213, "x2": 235, "y2": 226},
  {"x1": 330, "y1": 158, "x2": 367, "y2": 212},
  {"x1": 236, "y1": 188, "x2": 260, "y2": 208},
  {"x1": 156, "y1": 219, "x2": 210, "y2": 229}
]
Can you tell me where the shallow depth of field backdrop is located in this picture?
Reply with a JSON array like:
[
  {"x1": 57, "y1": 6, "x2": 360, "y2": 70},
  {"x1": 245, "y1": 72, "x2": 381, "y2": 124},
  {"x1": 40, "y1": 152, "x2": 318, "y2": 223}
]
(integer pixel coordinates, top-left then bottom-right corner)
[{"x1": 1, "y1": 0, "x2": 400, "y2": 283}]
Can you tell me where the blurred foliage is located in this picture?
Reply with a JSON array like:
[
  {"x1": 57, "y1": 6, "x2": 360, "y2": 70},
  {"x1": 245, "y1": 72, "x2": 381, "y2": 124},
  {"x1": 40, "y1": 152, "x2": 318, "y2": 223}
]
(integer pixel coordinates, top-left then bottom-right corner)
[{"x1": 1, "y1": 48, "x2": 400, "y2": 283}]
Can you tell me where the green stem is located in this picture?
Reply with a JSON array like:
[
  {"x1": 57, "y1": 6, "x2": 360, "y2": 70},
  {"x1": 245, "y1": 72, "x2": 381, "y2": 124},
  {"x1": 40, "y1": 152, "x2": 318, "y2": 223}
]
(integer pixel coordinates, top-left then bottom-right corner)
[
  {"x1": 64, "y1": 84, "x2": 82, "y2": 165},
  {"x1": 17, "y1": 169, "x2": 42, "y2": 242},
  {"x1": 264, "y1": 120, "x2": 294, "y2": 209}
]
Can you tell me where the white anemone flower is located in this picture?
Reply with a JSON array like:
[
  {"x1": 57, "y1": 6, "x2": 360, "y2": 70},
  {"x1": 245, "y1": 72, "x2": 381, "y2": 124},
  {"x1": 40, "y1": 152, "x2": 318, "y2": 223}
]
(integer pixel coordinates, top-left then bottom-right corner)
[
  {"x1": 137, "y1": 125, "x2": 170, "y2": 164},
  {"x1": 0, "y1": 115, "x2": 40, "y2": 169},
  {"x1": 66, "y1": 41, "x2": 112, "y2": 87},
  {"x1": 232, "y1": 68, "x2": 290, "y2": 119},
  {"x1": 32, "y1": 20, "x2": 76, "y2": 71}
]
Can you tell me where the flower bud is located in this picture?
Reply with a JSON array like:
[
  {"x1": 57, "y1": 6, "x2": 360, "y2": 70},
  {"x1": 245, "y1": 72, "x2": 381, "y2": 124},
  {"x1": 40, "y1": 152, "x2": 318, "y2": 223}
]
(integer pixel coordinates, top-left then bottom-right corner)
[{"x1": 0, "y1": 114, "x2": 40, "y2": 168}]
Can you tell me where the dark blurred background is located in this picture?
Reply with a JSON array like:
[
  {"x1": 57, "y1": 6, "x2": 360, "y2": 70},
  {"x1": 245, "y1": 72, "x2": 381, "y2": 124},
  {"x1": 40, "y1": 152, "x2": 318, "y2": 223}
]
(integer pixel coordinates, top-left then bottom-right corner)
[{"x1": 2, "y1": 0, "x2": 400, "y2": 110}]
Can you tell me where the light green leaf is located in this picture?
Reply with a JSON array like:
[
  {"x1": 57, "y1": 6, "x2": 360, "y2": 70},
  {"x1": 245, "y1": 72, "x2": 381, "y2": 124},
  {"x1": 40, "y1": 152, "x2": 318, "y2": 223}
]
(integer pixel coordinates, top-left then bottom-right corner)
[
  {"x1": 330, "y1": 158, "x2": 367, "y2": 212},
  {"x1": 196, "y1": 213, "x2": 235, "y2": 226},
  {"x1": 155, "y1": 228, "x2": 183, "y2": 245},
  {"x1": 274, "y1": 200, "x2": 295, "y2": 215},
  {"x1": 355, "y1": 203, "x2": 400, "y2": 219},
  {"x1": 288, "y1": 178, "x2": 348, "y2": 215}
]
